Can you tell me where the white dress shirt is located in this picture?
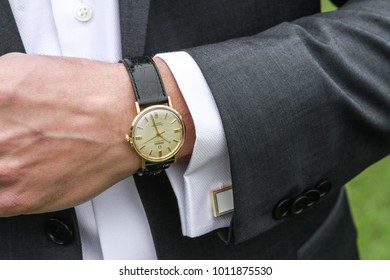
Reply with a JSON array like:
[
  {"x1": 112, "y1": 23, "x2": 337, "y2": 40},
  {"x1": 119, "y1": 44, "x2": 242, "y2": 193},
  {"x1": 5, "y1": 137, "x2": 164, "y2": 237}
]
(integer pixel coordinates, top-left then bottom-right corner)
[{"x1": 9, "y1": 0, "x2": 232, "y2": 259}]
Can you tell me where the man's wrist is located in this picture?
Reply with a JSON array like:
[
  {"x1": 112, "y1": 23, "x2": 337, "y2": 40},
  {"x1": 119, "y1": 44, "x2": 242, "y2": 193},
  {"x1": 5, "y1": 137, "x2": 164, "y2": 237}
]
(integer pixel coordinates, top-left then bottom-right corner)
[
  {"x1": 111, "y1": 62, "x2": 142, "y2": 175},
  {"x1": 152, "y1": 57, "x2": 195, "y2": 161},
  {"x1": 116, "y1": 56, "x2": 195, "y2": 175}
]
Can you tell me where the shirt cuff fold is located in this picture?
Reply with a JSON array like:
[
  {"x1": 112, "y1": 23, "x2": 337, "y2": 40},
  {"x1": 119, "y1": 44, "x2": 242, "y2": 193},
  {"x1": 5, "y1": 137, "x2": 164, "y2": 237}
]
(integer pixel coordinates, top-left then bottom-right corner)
[{"x1": 155, "y1": 51, "x2": 233, "y2": 238}]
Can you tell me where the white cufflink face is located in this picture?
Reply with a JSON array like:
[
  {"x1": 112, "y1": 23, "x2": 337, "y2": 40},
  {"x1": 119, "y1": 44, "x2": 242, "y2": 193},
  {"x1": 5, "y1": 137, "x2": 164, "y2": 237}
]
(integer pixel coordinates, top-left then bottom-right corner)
[{"x1": 211, "y1": 185, "x2": 234, "y2": 217}]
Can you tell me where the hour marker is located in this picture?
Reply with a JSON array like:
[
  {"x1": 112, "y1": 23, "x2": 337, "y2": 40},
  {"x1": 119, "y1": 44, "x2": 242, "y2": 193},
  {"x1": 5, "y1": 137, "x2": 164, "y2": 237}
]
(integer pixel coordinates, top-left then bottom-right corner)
[
  {"x1": 137, "y1": 126, "x2": 144, "y2": 130},
  {"x1": 171, "y1": 119, "x2": 177, "y2": 124},
  {"x1": 140, "y1": 145, "x2": 146, "y2": 150},
  {"x1": 173, "y1": 139, "x2": 179, "y2": 143},
  {"x1": 154, "y1": 113, "x2": 158, "y2": 119},
  {"x1": 135, "y1": 135, "x2": 143, "y2": 140},
  {"x1": 159, "y1": 150, "x2": 162, "y2": 157},
  {"x1": 164, "y1": 113, "x2": 168, "y2": 119},
  {"x1": 145, "y1": 117, "x2": 149, "y2": 123},
  {"x1": 149, "y1": 150, "x2": 153, "y2": 156},
  {"x1": 174, "y1": 128, "x2": 181, "y2": 133},
  {"x1": 167, "y1": 147, "x2": 172, "y2": 152}
]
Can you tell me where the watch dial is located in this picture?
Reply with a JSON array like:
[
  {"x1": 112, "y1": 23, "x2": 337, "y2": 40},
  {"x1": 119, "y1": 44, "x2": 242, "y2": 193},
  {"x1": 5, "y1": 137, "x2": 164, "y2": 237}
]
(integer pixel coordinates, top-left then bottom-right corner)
[{"x1": 131, "y1": 106, "x2": 185, "y2": 161}]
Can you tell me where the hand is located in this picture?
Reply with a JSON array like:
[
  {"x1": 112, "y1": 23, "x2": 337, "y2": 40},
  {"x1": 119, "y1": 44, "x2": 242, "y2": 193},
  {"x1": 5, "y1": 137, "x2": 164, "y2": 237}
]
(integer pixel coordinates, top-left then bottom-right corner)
[
  {"x1": 0, "y1": 54, "x2": 195, "y2": 217},
  {"x1": 0, "y1": 53, "x2": 140, "y2": 216}
]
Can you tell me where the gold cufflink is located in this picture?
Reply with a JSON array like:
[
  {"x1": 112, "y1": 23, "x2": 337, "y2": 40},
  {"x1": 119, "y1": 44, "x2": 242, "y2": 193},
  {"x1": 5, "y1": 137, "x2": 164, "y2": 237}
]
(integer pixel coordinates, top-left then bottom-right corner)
[{"x1": 211, "y1": 185, "x2": 234, "y2": 217}]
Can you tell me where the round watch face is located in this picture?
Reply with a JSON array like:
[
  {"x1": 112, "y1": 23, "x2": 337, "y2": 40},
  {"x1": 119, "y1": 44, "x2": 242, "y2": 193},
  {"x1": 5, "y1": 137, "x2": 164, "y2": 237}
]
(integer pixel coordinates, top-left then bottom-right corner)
[{"x1": 130, "y1": 105, "x2": 185, "y2": 162}]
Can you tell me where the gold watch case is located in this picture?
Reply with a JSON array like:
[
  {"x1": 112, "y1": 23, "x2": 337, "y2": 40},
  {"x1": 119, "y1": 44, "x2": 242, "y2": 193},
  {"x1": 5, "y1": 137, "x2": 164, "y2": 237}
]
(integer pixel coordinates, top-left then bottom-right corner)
[{"x1": 127, "y1": 102, "x2": 185, "y2": 163}]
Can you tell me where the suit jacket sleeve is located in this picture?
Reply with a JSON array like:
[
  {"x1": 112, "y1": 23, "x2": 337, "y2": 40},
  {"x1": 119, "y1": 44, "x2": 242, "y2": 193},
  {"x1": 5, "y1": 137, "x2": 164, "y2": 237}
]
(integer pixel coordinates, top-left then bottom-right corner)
[{"x1": 185, "y1": 0, "x2": 390, "y2": 244}]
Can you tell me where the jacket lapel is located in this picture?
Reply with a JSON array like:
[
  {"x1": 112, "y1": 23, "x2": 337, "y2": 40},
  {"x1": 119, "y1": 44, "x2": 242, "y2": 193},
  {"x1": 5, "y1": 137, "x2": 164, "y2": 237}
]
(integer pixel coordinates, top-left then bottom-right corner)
[
  {"x1": 0, "y1": 1, "x2": 25, "y2": 55},
  {"x1": 119, "y1": 0, "x2": 151, "y2": 57}
]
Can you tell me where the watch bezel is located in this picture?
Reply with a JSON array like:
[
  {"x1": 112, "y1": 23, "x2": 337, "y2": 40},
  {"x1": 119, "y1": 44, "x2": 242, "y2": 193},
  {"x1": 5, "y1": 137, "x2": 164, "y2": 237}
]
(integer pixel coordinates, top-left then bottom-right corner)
[{"x1": 129, "y1": 104, "x2": 185, "y2": 163}]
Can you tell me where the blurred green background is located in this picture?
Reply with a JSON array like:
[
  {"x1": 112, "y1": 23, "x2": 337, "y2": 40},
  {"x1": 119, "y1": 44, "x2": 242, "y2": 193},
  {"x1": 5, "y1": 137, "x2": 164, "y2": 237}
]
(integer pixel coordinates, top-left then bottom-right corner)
[{"x1": 321, "y1": 0, "x2": 390, "y2": 259}]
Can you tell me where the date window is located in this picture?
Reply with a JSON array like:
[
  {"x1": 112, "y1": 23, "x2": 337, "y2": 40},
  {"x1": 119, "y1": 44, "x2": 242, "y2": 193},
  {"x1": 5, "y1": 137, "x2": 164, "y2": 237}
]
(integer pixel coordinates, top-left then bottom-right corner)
[{"x1": 154, "y1": 140, "x2": 164, "y2": 145}]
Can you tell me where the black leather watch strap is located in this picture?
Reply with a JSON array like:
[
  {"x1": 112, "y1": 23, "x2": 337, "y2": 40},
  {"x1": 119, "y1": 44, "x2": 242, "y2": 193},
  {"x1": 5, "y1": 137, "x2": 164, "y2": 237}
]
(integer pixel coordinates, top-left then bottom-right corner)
[
  {"x1": 139, "y1": 158, "x2": 176, "y2": 176},
  {"x1": 120, "y1": 57, "x2": 168, "y2": 106}
]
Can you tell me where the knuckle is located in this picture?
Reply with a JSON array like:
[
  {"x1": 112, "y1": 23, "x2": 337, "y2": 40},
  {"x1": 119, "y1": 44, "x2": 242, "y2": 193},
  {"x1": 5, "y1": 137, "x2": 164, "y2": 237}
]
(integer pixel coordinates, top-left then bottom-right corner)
[
  {"x1": 0, "y1": 191, "x2": 32, "y2": 216},
  {"x1": 0, "y1": 76, "x2": 19, "y2": 106},
  {"x1": 0, "y1": 160, "x2": 22, "y2": 180},
  {"x1": 0, "y1": 83, "x2": 13, "y2": 105},
  {"x1": 0, "y1": 52, "x2": 24, "y2": 60},
  {"x1": 0, "y1": 53, "x2": 25, "y2": 99},
  {"x1": 0, "y1": 166, "x2": 16, "y2": 180}
]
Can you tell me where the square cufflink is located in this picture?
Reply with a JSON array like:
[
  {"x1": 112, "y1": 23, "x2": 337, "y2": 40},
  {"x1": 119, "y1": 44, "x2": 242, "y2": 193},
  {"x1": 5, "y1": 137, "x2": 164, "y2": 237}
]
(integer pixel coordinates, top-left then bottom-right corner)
[{"x1": 211, "y1": 185, "x2": 234, "y2": 217}]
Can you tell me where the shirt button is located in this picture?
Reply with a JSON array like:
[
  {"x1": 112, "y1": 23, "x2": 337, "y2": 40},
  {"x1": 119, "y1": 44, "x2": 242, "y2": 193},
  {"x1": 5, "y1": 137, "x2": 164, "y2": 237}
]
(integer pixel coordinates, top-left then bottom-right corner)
[{"x1": 74, "y1": 3, "x2": 93, "y2": 22}]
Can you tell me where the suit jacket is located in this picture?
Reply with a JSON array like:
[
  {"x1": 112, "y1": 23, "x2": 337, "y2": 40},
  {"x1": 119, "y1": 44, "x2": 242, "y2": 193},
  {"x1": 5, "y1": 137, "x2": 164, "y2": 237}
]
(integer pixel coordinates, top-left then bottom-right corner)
[{"x1": 0, "y1": 0, "x2": 389, "y2": 259}]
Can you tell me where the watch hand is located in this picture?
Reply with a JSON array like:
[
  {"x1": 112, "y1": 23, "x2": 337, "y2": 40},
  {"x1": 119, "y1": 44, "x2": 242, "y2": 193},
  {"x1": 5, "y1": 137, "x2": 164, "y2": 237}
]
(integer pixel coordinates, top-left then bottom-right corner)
[
  {"x1": 151, "y1": 115, "x2": 161, "y2": 134},
  {"x1": 141, "y1": 131, "x2": 166, "y2": 146},
  {"x1": 158, "y1": 132, "x2": 171, "y2": 144},
  {"x1": 142, "y1": 134, "x2": 159, "y2": 145}
]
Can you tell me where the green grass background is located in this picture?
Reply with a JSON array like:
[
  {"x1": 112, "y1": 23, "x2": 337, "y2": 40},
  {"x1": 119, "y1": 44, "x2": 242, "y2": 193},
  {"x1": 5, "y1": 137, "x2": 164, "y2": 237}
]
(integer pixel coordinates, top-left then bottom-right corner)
[{"x1": 321, "y1": 0, "x2": 390, "y2": 259}]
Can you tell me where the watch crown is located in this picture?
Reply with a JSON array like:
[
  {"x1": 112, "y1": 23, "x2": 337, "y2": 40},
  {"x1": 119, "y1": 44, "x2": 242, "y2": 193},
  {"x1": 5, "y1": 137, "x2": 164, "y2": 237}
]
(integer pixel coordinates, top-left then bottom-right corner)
[{"x1": 125, "y1": 134, "x2": 131, "y2": 143}]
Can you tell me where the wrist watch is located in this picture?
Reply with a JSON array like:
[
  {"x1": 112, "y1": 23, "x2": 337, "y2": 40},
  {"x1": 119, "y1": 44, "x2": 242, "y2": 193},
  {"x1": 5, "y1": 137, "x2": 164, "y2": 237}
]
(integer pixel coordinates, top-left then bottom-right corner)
[{"x1": 120, "y1": 57, "x2": 185, "y2": 175}]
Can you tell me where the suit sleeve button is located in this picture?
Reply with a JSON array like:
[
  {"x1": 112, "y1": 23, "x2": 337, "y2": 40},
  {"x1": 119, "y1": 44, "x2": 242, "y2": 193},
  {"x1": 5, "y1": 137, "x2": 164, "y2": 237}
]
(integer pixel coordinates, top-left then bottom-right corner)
[
  {"x1": 46, "y1": 218, "x2": 74, "y2": 245},
  {"x1": 291, "y1": 196, "x2": 309, "y2": 215},
  {"x1": 316, "y1": 180, "x2": 332, "y2": 197},
  {"x1": 273, "y1": 198, "x2": 292, "y2": 220},
  {"x1": 304, "y1": 189, "x2": 321, "y2": 207}
]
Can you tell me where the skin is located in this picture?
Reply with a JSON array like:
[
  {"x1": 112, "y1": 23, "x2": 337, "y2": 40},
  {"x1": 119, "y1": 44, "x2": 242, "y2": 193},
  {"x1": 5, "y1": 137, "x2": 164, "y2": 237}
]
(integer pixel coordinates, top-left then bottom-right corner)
[{"x1": 0, "y1": 53, "x2": 195, "y2": 217}]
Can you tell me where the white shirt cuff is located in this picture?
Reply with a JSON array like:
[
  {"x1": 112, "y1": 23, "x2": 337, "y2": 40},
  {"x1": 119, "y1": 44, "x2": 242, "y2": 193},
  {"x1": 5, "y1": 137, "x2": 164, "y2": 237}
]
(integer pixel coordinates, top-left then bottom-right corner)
[{"x1": 155, "y1": 51, "x2": 233, "y2": 238}]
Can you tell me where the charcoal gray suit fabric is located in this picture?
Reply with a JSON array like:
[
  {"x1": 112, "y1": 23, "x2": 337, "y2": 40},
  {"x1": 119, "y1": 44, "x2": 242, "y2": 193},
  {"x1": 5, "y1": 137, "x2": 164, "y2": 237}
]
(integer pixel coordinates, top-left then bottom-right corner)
[
  {"x1": 0, "y1": 1, "x2": 24, "y2": 53},
  {"x1": 186, "y1": 0, "x2": 390, "y2": 244},
  {"x1": 0, "y1": 209, "x2": 82, "y2": 260},
  {"x1": 119, "y1": 0, "x2": 150, "y2": 57},
  {"x1": 0, "y1": 0, "x2": 388, "y2": 259}
]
